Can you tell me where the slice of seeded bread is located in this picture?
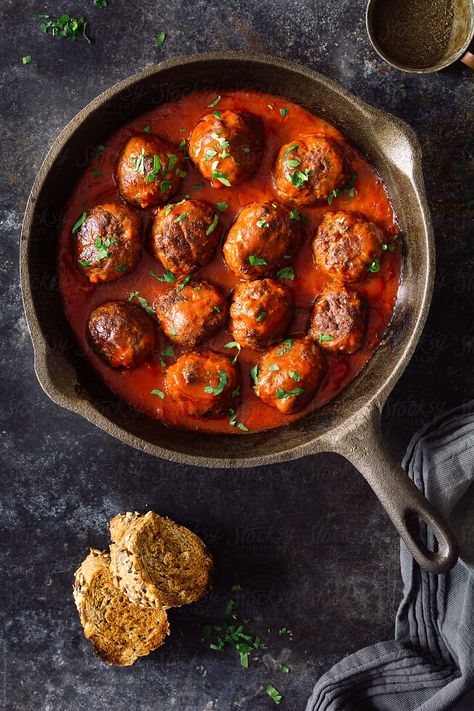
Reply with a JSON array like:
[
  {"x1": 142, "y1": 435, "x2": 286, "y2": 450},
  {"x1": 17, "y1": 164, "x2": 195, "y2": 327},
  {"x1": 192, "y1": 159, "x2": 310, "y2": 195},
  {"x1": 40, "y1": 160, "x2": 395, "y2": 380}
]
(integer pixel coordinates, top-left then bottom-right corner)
[
  {"x1": 73, "y1": 548, "x2": 170, "y2": 666},
  {"x1": 109, "y1": 511, "x2": 214, "y2": 608}
]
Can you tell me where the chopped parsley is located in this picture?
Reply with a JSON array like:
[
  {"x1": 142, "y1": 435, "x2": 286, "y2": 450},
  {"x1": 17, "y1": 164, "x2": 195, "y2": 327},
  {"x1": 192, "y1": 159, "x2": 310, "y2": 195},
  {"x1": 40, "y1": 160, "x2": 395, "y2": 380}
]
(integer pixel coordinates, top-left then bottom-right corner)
[
  {"x1": 207, "y1": 95, "x2": 222, "y2": 108},
  {"x1": 212, "y1": 171, "x2": 231, "y2": 187},
  {"x1": 96, "y1": 144, "x2": 105, "y2": 155},
  {"x1": 174, "y1": 212, "x2": 187, "y2": 223},
  {"x1": 256, "y1": 219, "x2": 269, "y2": 229},
  {"x1": 204, "y1": 587, "x2": 260, "y2": 667},
  {"x1": 231, "y1": 385, "x2": 241, "y2": 398},
  {"x1": 155, "y1": 32, "x2": 166, "y2": 46},
  {"x1": 216, "y1": 201, "x2": 229, "y2": 212},
  {"x1": 131, "y1": 148, "x2": 147, "y2": 175},
  {"x1": 229, "y1": 408, "x2": 249, "y2": 431},
  {"x1": 248, "y1": 255, "x2": 267, "y2": 266},
  {"x1": 143, "y1": 125, "x2": 151, "y2": 133},
  {"x1": 266, "y1": 684, "x2": 283, "y2": 705},
  {"x1": 204, "y1": 148, "x2": 218, "y2": 161},
  {"x1": 276, "y1": 387, "x2": 305, "y2": 399},
  {"x1": 148, "y1": 268, "x2": 176, "y2": 283},
  {"x1": 279, "y1": 107, "x2": 289, "y2": 118},
  {"x1": 22, "y1": 55, "x2": 32, "y2": 64},
  {"x1": 283, "y1": 143, "x2": 299, "y2": 159},
  {"x1": 176, "y1": 275, "x2": 191, "y2": 291},
  {"x1": 160, "y1": 180, "x2": 172, "y2": 193},
  {"x1": 327, "y1": 172, "x2": 358, "y2": 205},
  {"x1": 382, "y1": 242, "x2": 396, "y2": 252},
  {"x1": 115, "y1": 264, "x2": 128, "y2": 272},
  {"x1": 286, "y1": 159, "x2": 301, "y2": 169},
  {"x1": 89, "y1": 236, "x2": 116, "y2": 262},
  {"x1": 91, "y1": 167, "x2": 101, "y2": 177},
  {"x1": 250, "y1": 363, "x2": 259, "y2": 386},
  {"x1": 224, "y1": 341, "x2": 241, "y2": 364},
  {"x1": 167, "y1": 153, "x2": 178, "y2": 171},
  {"x1": 277, "y1": 662, "x2": 290, "y2": 673},
  {"x1": 319, "y1": 334, "x2": 335, "y2": 342},
  {"x1": 192, "y1": 182, "x2": 204, "y2": 190},
  {"x1": 368, "y1": 258, "x2": 380, "y2": 273},
  {"x1": 36, "y1": 13, "x2": 91, "y2": 43},
  {"x1": 290, "y1": 208, "x2": 301, "y2": 221},
  {"x1": 277, "y1": 266, "x2": 295, "y2": 281},
  {"x1": 128, "y1": 291, "x2": 155, "y2": 315},
  {"x1": 290, "y1": 370, "x2": 301, "y2": 382},
  {"x1": 204, "y1": 370, "x2": 228, "y2": 396},
  {"x1": 290, "y1": 168, "x2": 310, "y2": 188},
  {"x1": 213, "y1": 110, "x2": 222, "y2": 120},
  {"x1": 93, "y1": 0, "x2": 108, "y2": 6},
  {"x1": 145, "y1": 154, "x2": 162, "y2": 184},
  {"x1": 150, "y1": 388, "x2": 165, "y2": 399},
  {"x1": 278, "y1": 338, "x2": 293, "y2": 355},
  {"x1": 268, "y1": 364, "x2": 280, "y2": 372},
  {"x1": 256, "y1": 309, "x2": 266, "y2": 323},
  {"x1": 71, "y1": 212, "x2": 87, "y2": 233},
  {"x1": 206, "y1": 214, "x2": 219, "y2": 235},
  {"x1": 176, "y1": 168, "x2": 187, "y2": 178},
  {"x1": 159, "y1": 345, "x2": 175, "y2": 367},
  {"x1": 279, "y1": 626, "x2": 288, "y2": 636},
  {"x1": 164, "y1": 204, "x2": 174, "y2": 216}
]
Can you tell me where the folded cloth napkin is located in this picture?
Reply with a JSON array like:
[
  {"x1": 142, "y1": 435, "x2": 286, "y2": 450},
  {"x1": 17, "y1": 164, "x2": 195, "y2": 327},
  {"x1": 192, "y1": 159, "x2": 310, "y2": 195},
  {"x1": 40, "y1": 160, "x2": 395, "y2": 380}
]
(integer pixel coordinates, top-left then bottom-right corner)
[{"x1": 306, "y1": 401, "x2": 474, "y2": 711}]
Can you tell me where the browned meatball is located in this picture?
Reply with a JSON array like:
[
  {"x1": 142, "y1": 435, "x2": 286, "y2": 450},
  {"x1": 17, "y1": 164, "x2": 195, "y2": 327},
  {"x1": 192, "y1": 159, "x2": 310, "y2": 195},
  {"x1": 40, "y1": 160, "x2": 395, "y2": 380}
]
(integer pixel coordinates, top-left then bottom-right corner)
[
  {"x1": 165, "y1": 350, "x2": 240, "y2": 418},
  {"x1": 150, "y1": 199, "x2": 222, "y2": 275},
  {"x1": 189, "y1": 110, "x2": 263, "y2": 188},
  {"x1": 73, "y1": 203, "x2": 141, "y2": 284},
  {"x1": 254, "y1": 337, "x2": 324, "y2": 414},
  {"x1": 312, "y1": 211, "x2": 384, "y2": 282},
  {"x1": 154, "y1": 277, "x2": 226, "y2": 348},
  {"x1": 229, "y1": 279, "x2": 294, "y2": 350},
  {"x1": 115, "y1": 134, "x2": 185, "y2": 209},
  {"x1": 309, "y1": 286, "x2": 367, "y2": 354},
  {"x1": 273, "y1": 134, "x2": 345, "y2": 206},
  {"x1": 223, "y1": 201, "x2": 301, "y2": 280},
  {"x1": 87, "y1": 301, "x2": 157, "y2": 369}
]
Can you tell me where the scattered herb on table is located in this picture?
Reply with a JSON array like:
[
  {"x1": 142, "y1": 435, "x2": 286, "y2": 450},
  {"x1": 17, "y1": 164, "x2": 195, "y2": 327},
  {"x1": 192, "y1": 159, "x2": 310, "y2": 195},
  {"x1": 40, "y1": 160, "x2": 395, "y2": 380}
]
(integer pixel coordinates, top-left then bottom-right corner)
[
  {"x1": 36, "y1": 14, "x2": 92, "y2": 43},
  {"x1": 22, "y1": 55, "x2": 32, "y2": 64},
  {"x1": 279, "y1": 107, "x2": 289, "y2": 118},
  {"x1": 155, "y1": 32, "x2": 166, "y2": 46},
  {"x1": 266, "y1": 684, "x2": 283, "y2": 705}
]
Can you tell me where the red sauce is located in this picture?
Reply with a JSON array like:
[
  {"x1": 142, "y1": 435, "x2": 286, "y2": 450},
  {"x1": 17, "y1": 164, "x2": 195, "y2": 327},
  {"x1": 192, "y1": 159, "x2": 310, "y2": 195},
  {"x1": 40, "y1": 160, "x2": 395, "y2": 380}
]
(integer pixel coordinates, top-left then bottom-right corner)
[{"x1": 58, "y1": 90, "x2": 400, "y2": 434}]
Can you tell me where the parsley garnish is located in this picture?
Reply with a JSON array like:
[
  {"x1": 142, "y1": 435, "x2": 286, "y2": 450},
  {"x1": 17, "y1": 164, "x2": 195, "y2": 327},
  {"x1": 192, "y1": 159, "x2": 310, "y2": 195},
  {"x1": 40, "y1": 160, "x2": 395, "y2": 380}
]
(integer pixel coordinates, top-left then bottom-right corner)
[
  {"x1": 278, "y1": 338, "x2": 293, "y2": 355},
  {"x1": 224, "y1": 341, "x2": 241, "y2": 364},
  {"x1": 36, "y1": 14, "x2": 91, "y2": 43},
  {"x1": 382, "y1": 242, "x2": 396, "y2": 252},
  {"x1": 248, "y1": 255, "x2": 267, "y2": 266},
  {"x1": 212, "y1": 171, "x2": 231, "y2": 187},
  {"x1": 93, "y1": 0, "x2": 107, "y2": 7},
  {"x1": 91, "y1": 168, "x2": 101, "y2": 177},
  {"x1": 250, "y1": 364, "x2": 259, "y2": 386},
  {"x1": 229, "y1": 408, "x2": 249, "y2": 431},
  {"x1": 268, "y1": 364, "x2": 280, "y2": 372},
  {"x1": 131, "y1": 148, "x2": 147, "y2": 175},
  {"x1": 277, "y1": 662, "x2": 290, "y2": 673},
  {"x1": 150, "y1": 388, "x2": 165, "y2": 399},
  {"x1": 283, "y1": 143, "x2": 299, "y2": 159},
  {"x1": 176, "y1": 275, "x2": 191, "y2": 291},
  {"x1": 22, "y1": 55, "x2": 32, "y2": 65},
  {"x1": 279, "y1": 107, "x2": 289, "y2": 118},
  {"x1": 319, "y1": 334, "x2": 335, "y2": 342},
  {"x1": 327, "y1": 172, "x2": 358, "y2": 204},
  {"x1": 256, "y1": 309, "x2": 266, "y2": 323},
  {"x1": 277, "y1": 266, "x2": 295, "y2": 281},
  {"x1": 71, "y1": 212, "x2": 87, "y2": 233},
  {"x1": 276, "y1": 387, "x2": 305, "y2": 399},
  {"x1": 216, "y1": 201, "x2": 229, "y2": 212},
  {"x1": 143, "y1": 125, "x2": 151, "y2": 133},
  {"x1": 204, "y1": 587, "x2": 260, "y2": 667},
  {"x1": 290, "y1": 168, "x2": 310, "y2": 188},
  {"x1": 368, "y1": 258, "x2": 380, "y2": 273},
  {"x1": 256, "y1": 219, "x2": 269, "y2": 229},
  {"x1": 160, "y1": 180, "x2": 172, "y2": 193},
  {"x1": 145, "y1": 154, "x2": 162, "y2": 184},
  {"x1": 176, "y1": 168, "x2": 187, "y2": 178},
  {"x1": 174, "y1": 212, "x2": 187, "y2": 224},
  {"x1": 148, "y1": 268, "x2": 176, "y2": 283},
  {"x1": 128, "y1": 291, "x2": 155, "y2": 315},
  {"x1": 207, "y1": 95, "x2": 222, "y2": 108},
  {"x1": 290, "y1": 208, "x2": 301, "y2": 221},
  {"x1": 290, "y1": 371, "x2": 301, "y2": 382},
  {"x1": 213, "y1": 110, "x2": 222, "y2": 120},
  {"x1": 206, "y1": 214, "x2": 219, "y2": 235},
  {"x1": 266, "y1": 685, "x2": 282, "y2": 705},
  {"x1": 159, "y1": 345, "x2": 175, "y2": 368},
  {"x1": 204, "y1": 370, "x2": 228, "y2": 396},
  {"x1": 167, "y1": 153, "x2": 177, "y2": 171},
  {"x1": 155, "y1": 32, "x2": 166, "y2": 46}
]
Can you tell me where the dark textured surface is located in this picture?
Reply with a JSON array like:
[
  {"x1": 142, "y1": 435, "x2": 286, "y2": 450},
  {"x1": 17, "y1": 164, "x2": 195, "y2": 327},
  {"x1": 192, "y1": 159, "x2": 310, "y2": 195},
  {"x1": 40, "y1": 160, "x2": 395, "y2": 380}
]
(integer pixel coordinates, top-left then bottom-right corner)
[{"x1": 1, "y1": 2, "x2": 473, "y2": 710}]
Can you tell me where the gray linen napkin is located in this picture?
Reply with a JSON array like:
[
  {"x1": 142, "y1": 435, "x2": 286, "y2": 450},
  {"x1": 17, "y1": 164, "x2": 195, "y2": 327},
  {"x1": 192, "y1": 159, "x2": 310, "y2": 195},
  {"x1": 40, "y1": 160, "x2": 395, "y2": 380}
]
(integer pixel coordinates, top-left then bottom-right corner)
[{"x1": 306, "y1": 402, "x2": 474, "y2": 711}]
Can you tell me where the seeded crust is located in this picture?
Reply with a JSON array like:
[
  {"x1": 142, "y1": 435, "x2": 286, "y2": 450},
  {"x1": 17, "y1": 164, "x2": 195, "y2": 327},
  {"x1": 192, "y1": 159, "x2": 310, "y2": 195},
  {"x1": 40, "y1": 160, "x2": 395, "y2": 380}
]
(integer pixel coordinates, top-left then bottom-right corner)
[
  {"x1": 73, "y1": 548, "x2": 170, "y2": 666},
  {"x1": 109, "y1": 511, "x2": 214, "y2": 609}
]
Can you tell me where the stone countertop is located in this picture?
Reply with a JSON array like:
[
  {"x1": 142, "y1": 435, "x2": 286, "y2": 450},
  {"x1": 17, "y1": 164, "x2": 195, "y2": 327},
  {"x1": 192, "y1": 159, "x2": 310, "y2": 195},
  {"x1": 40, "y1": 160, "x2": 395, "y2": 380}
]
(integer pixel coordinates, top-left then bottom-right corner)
[{"x1": 0, "y1": 1, "x2": 472, "y2": 709}]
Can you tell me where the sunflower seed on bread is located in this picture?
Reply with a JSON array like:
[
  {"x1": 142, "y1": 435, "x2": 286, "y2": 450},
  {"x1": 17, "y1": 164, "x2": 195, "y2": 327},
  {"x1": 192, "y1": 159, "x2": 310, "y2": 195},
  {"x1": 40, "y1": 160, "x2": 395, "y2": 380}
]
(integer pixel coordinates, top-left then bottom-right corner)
[
  {"x1": 73, "y1": 548, "x2": 169, "y2": 666},
  {"x1": 109, "y1": 511, "x2": 214, "y2": 608}
]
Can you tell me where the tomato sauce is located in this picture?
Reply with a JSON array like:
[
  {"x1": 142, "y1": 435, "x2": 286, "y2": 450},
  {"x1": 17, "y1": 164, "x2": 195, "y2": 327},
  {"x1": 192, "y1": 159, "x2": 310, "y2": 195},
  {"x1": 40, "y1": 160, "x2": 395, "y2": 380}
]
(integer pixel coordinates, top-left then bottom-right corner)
[{"x1": 58, "y1": 90, "x2": 400, "y2": 434}]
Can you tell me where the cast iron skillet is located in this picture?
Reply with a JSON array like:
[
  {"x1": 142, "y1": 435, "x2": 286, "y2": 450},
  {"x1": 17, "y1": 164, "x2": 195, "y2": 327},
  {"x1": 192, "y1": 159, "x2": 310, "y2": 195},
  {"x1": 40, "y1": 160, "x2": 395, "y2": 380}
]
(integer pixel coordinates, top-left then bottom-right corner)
[{"x1": 20, "y1": 52, "x2": 458, "y2": 574}]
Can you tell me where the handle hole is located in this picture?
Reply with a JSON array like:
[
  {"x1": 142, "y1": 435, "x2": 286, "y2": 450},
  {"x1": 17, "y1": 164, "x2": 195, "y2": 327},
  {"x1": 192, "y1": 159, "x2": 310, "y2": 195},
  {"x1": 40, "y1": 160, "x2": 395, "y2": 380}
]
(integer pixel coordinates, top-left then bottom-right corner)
[{"x1": 404, "y1": 510, "x2": 438, "y2": 554}]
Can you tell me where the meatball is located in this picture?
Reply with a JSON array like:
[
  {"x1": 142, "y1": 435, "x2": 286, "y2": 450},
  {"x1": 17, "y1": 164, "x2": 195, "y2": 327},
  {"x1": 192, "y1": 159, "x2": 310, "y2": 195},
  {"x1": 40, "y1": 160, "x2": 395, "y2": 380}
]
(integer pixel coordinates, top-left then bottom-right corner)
[
  {"x1": 273, "y1": 134, "x2": 345, "y2": 206},
  {"x1": 229, "y1": 279, "x2": 294, "y2": 350},
  {"x1": 309, "y1": 286, "x2": 367, "y2": 354},
  {"x1": 150, "y1": 199, "x2": 222, "y2": 275},
  {"x1": 254, "y1": 337, "x2": 324, "y2": 414},
  {"x1": 154, "y1": 277, "x2": 226, "y2": 348},
  {"x1": 223, "y1": 201, "x2": 302, "y2": 280},
  {"x1": 165, "y1": 350, "x2": 240, "y2": 418},
  {"x1": 73, "y1": 203, "x2": 141, "y2": 284},
  {"x1": 87, "y1": 301, "x2": 157, "y2": 369},
  {"x1": 115, "y1": 134, "x2": 184, "y2": 209},
  {"x1": 312, "y1": 211, "x2": 384, "y2": 282},
  {"x1": 189, "y1": 110, "x2": 263, "y2": 188}
]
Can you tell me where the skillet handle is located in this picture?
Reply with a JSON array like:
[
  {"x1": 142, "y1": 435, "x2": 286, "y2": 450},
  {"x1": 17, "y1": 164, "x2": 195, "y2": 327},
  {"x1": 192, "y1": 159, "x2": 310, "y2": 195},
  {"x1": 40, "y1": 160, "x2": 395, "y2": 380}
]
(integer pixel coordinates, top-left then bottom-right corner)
[{"x1": 331, "y1": 403, "x2": 458, "y2": 574}]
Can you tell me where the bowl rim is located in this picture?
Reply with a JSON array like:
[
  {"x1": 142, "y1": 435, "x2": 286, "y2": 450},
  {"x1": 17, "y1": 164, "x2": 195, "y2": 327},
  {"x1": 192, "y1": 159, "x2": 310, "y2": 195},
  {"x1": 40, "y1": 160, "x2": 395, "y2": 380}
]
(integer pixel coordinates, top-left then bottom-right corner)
[{"x1": 20, "y1": 51, "x2": 435, "y2": 467}]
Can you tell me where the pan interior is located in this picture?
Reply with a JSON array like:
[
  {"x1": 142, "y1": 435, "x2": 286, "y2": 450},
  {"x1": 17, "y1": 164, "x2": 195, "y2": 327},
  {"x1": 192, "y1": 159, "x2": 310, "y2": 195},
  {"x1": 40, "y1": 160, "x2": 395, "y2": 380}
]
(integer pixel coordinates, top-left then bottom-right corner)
[{"x1": 23, "y1": 55, "x2": 431, "y2": 464}]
